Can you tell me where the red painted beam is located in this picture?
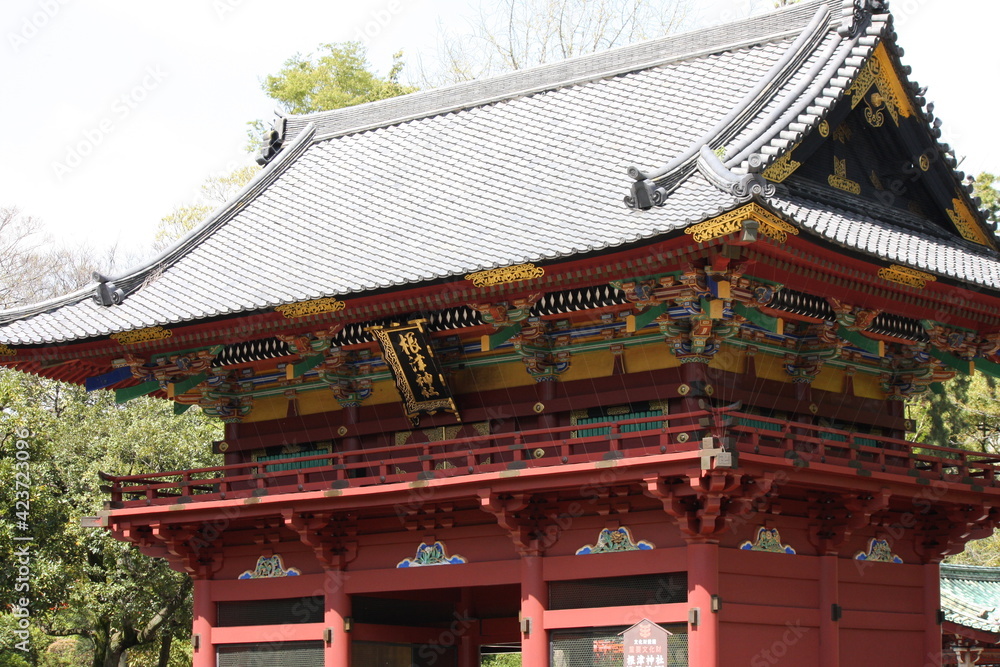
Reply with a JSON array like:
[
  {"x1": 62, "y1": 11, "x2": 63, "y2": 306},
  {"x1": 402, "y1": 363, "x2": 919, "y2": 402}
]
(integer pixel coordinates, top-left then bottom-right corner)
[{"x1": 543, "y1": 603, "x2": 688, "y2": 629}]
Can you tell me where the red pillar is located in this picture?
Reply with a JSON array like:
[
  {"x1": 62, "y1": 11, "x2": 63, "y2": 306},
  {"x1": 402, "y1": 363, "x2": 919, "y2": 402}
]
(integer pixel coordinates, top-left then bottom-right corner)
[
  {"x1": 192, "y1": 578, "x2": 215, "y2": 667},
  {"x1": 924, "y1": 562, "x2": 941, "y2": 665},
  {"x1": 325, "y1": 569, "x2": 351, "y2": 667},
  {"x1": 818, "y1": 554, "x2": 839, "y2": 667},
  {"x1": 458, "y1": 587, "x2": 479, "y2": 667},
  {"x1": 520, "y1": 555, "x2": 547, "y2": 667},
  {"x1": 687, "y1": 542, "x2": 719, "y2": 667}
]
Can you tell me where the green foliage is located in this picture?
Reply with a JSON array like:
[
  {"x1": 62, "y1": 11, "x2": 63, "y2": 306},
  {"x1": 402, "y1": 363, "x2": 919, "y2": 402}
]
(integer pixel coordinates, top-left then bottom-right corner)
[
  {"x1": 972, "y1": 172, "x2": 1000, "y2": 229},
  {"x1": 909, "y1": 373, "x2": 1000, "y2": 454},
  {"x1": 0, "y1": 370, "x2": 221, "y2": 666},
  {"x1": 482, "y1": 653, "x2": 523, "y2": 667},
  {"x1": 262, "y1": 42, "x2": 416, "y2": 115},
  {"x1": 909, "y1": 372, "x2": 1000, "y2": 565}
]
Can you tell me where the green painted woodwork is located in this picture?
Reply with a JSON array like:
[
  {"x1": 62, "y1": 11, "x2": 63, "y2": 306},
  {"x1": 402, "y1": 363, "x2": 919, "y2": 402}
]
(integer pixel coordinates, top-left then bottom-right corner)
[
  {"x1": 931, "y1": 347, "x2": 973, "y2": 376},
  {"x1": 256, "y1": 448, "x2": 331, "y2": 472},
  {"x1": 114, "y1": 381, "x2": 159, "y2": 404},
  {"x1": 172, "y1": 372, "x2": 208, "y2": 396},
  {"x1": 482, "y1": 323, "x2": 522, "y2": 351},
  {"x1": 290, "y1": 354, "x2": 327, "y2": 379},
  {"x1": 575, "y1": 408, "x2": 662, "y2": 438},
  {"x1": 626, "y1": 303, "x2": 668, "y2": 332},
  {"x1": 837, "y1": 327, "x2": 881, "y2": 355},
  {"x1": 733, "y1": 302, "x2": 781, "y2": 334}
]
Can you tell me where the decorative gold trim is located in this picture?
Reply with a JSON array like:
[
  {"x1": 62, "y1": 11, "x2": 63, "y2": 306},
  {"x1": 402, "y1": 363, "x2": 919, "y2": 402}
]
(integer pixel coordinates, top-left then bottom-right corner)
[
  {"x1": 606, "y1": 405, "x2": 631, "y2": 416},
  {"x1": 828, "y1": 156, "x2": 861, "y2": 195},
  {"x1": 918, "y1": 154, "x2": 930, "y2": 172},
  {"x1": 275, "y1": 298, "x2": 346, "y2": 319},
  {"x1": 677, "y1": 384, "x2": 690, "y2": 396},
  {"x1": 465, "y1": 263, "x2": 545, "y2": 287},
  {"x1": 111, "y1": 326, "x2": 173, "y2": 346},
  {"x1": 395, "y1": 431, "x2": 412, "y2": 446},
  {"x1": 337, "y1": 426, "x2": 349, "y2": 437},
  {"x1": 0, "y1": 344, "x2": 16, "y2": 357},
  {"x1": 533, "y1": 402, "x2": 545, "y2": 414},
  {"x1": 818, "y1": 120, "x2": 830, "y2": 138},
  {"x1": 685, "y1": 203, "x2": 799, "y2": 244},
  {"x1": 947, "y1": 196, "x2": 991, "y2": 247},
  {"x1": 877, "y1": 265, "x2": 937, "y2": 289},
  {"x1": 472, "y1": 422, "x2": 490, "y2": 437},
  {"x1": 763, "y1": 148, "x2": 801, "y2": 183},
  {"x1": 846, "y1": 43, "x2": 915, "y2": 126}
]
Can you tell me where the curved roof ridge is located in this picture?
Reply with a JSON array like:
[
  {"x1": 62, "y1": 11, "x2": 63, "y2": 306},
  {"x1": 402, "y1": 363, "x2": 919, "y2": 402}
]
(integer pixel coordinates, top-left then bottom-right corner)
[
  {"x1": 725, "y1": 13, "x2": 887, "y2": 170},
  {"x1": 273, "y1": 0, "x2": 836, "y2": 148},
  {"x1": 0, "y1": 124, "x2": 318, "y2": 327}
]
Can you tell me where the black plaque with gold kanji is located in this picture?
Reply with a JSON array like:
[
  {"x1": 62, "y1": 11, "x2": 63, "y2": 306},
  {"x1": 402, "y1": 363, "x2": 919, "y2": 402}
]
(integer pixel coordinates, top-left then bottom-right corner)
[{"x1": 370, "y1": 320, "x2": 459, "y2": 421}]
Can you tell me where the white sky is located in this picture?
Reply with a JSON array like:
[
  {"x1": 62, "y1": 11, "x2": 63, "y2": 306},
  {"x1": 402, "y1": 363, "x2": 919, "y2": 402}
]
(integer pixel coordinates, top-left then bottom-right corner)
[{"x1": 1, "y1": 0, "x2": 997, "y2": 265}]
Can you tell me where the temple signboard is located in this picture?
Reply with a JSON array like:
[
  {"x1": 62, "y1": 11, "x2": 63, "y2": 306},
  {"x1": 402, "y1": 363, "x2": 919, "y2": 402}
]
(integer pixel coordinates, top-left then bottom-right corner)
[
  {"x1": 370, "y1": 320, "x2": 460, "y2": 421},
  {"x1": 621, "y1": 619, "x2": 673, "y2": 666}
]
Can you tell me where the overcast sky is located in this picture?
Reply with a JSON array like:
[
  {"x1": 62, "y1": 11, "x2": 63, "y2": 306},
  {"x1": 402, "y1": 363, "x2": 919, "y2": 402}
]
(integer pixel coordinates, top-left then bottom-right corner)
[{"x1": 1, "y1": 0, "x2": 996, "y2": 267}]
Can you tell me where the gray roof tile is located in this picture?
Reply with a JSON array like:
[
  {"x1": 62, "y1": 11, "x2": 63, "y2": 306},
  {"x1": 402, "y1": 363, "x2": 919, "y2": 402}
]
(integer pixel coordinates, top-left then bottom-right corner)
[{"x1": 0, "y1": 0, "x2": 993, "y2": 346}]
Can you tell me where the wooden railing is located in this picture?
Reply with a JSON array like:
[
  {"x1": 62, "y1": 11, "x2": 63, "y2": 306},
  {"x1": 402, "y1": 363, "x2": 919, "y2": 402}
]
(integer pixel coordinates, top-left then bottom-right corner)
[{"x1": 99, "y1": 410, "x2": 1000, "y2": 508}]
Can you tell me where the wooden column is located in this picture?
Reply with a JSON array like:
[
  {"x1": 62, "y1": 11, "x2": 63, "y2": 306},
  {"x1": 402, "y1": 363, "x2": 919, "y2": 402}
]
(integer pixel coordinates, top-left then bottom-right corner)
[
  {"x1": 924, "y1": 562, "x2": 941, "y2": 665},
  {"x1": 818, "y1": 554, "x2": 839, "y2": 667},
  {"x1": 326, "y1": 570, "x2": 352, "y2": 667},
  {"x1": 458, "y1": 587, "x2": 480, "y2": 667},
  {"x1": 520, "y1": 555, "x2": 548, "y2": 667},
  {"x1": 192, "y1": 578, "x2": 215, "y2": 667},
  {"x1": 687, "y1": 542, "x2": 719, "y2": 667}
]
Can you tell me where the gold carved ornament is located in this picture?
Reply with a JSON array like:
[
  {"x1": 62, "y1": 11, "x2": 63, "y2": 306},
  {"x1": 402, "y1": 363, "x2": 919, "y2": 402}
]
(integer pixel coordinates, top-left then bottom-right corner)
[
  {"x1": 828, "y1": 156, "x2": 861, "y2": 195},
  {"x1": 0, "y1": 344, "x2": 16, "y2": 357},
  {"x1": 274, "y1": 297, "x2": 347, "y2": 319},
  {"x1": 877, "y1": 265, "x2": 936, "y2": 290},
  {"x1": 946, "y1": 195, "x2": 993, "y2": 247},
  {"x1": 685, "y1": 203, "x2": 800, "y2": 244},
  {"x1": 763, "y1": 148, "x2": 802, "y2": 183},
  {"x1": 110, "y1": 326, "x2": 173, "y2": 346},
  {"x1": 845, "y1": 44, "x2": 915, "y2": 126},
  {"x1": 465, "y1": 263, "x2": 545, "y2": 288}
]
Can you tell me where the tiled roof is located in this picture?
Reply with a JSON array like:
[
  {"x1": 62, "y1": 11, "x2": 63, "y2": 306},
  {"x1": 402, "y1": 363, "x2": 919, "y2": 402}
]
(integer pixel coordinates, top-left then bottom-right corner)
[
  {"x1": 941, "y1": 564, "x2": 1000, "y2": 637},
  {"x1": 0, "y1": 0, "x2": 995, "y2": 346}
]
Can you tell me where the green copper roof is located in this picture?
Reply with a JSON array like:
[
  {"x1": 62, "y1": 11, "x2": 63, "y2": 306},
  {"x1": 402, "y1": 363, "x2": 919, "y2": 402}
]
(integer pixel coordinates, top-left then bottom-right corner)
[{"x1": 941, "y1": 564, "x2": 1000, "y2": 636}]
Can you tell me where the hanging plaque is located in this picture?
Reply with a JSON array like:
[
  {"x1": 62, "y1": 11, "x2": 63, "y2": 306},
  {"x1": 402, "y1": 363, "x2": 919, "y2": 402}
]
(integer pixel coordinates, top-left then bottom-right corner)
[
  {"x1": 370, "y1": 320, "x2": 459, "y2": 421},
  {"x1": 621, "y1": 619, "x2": 673, "y2": 666}
]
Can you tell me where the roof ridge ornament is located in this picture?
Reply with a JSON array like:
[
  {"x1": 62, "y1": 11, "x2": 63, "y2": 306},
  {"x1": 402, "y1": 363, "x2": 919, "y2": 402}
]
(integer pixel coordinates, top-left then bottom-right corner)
[
  {"x1": 93, "y1": 272, "x2": 125, "y2": 307},
  {"x1": 255, "y1": 116, "x2": 286, "y2": 166},
  {"x1": 839, "y1": 0, "x2": 888, "y2": 38},
  {"x1": 697, "y1": 146, "x2": 775, "y2": 202}
]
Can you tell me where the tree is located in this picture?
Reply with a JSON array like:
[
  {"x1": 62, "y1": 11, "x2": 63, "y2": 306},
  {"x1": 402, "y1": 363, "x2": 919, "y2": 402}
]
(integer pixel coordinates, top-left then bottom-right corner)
[
  {"x1": 262, "y1": 42, "x2": 415, "y2": 115},
  {"x1": 0, "y1": 371, "x2": 222, "y2": 667},
  {"x1": 422, "y1": 0, "x2": 690, "y2": 84},
  {"x1": 153, "y1": 165, "x2": 260, "y2": 251},
  {"x1": 971, "y1": 172, "x2": 1000, "y2": 230}
]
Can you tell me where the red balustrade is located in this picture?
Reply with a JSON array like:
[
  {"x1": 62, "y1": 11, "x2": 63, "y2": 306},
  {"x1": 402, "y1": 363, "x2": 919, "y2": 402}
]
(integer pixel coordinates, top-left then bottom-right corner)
[{"x1": 99, "y1": 410, "x2": 1000, "y2": 508}]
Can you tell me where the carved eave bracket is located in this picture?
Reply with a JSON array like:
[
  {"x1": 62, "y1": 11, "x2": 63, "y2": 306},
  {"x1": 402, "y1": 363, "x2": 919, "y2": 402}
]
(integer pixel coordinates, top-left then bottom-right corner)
[
  {"x1": 150, "y1": 524, "x2": 224, "y2": 579},
  {"x1": 283, "y1": 511, "x2": 358, "y2": 570},
  {"x1": 479, "y1": 491, "x2": 563, "y2": 556},
  {"x1": 914, "y1": 505, "x2": 999, "y2": 564},
  {"x1": 807, "y1": 489, "x2": 891, "y2": 554},
  {"x1": 644, "y1": 469, "x2": 775, "y2": 542}
]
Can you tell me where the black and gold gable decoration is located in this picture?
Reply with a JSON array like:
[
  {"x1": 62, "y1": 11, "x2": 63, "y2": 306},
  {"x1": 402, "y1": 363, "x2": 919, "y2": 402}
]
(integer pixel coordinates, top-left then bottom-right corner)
[{"x1": 371, "y1": 320, "x2": 460, "y2": 422}]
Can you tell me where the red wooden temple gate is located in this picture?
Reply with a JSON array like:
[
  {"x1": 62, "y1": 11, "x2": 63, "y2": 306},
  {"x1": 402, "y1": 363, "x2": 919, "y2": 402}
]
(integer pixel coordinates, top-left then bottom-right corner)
[{"x1": 3, "y1": 1, "x2": 1000, "y2": 664}]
